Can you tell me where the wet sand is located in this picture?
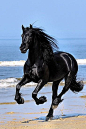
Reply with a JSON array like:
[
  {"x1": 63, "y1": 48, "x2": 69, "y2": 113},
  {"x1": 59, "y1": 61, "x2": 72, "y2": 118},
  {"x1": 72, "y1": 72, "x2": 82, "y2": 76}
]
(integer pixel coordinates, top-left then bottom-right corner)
[
  {"x1": 0, "y1": 84, "x2": 86, "y2": 129},
  {"x1": 1, "y1": 115, "x2": 86, "y2": 129}
]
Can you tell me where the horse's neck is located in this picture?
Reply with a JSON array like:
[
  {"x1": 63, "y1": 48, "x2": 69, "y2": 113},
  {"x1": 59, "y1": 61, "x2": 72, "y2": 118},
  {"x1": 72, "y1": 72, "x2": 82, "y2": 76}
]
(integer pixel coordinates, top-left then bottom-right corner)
[{"x1": 28, "y1": 44, "x2": 42, "y2": 65}]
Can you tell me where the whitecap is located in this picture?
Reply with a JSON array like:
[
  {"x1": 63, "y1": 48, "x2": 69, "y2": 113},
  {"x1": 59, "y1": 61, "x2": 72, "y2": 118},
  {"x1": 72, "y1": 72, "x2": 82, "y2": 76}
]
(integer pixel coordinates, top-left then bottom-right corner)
[
  {"x1": 0, "y1": 59, "x2": 86, "y2": 67},
  {"x1": 0, "y1": 78, "x2": 37, "y2": 88},
  {"x1": 0, "y1": 78, "x2": 19, "y2": 88},
  {"x1": 77, "y1": 59, "x2": 86, "y2": 65},
  {"x1": 0, "y1": 60, "x2": 25, "y2": 66}
]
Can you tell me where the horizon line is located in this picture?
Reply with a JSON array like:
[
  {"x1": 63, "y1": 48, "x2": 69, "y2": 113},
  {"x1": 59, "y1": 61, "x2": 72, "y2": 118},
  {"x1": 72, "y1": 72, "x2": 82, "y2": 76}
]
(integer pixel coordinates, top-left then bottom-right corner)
[{"x1": 0, "y1": 37, "x2": 86, "y2": 40}]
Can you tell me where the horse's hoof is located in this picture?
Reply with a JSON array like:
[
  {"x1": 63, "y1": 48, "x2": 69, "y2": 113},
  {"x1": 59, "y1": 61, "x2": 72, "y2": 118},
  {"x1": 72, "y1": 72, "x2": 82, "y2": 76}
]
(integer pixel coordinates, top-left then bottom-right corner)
[
  {"x1": 20, "y1": 97, "x2": 24, "y2": 104},
  {"x1": 45, "y1": 116, "x2": 53, "y2": 121},
  {"x1": 15, "y1": 97, "x2": 24, "y2": 104},
  {"x1": 39, "y1": 96, "x2": 47, "y2": 102},
  {"x1": 36, "y1": 96, "x2": 47, "y2": 105}
]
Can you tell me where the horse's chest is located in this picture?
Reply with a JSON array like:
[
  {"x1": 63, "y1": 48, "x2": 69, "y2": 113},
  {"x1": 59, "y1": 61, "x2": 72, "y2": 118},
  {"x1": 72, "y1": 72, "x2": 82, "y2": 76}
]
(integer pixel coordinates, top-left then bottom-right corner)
[{"x1": 31, "y1": 64, "x2": 43, "y2": 81}]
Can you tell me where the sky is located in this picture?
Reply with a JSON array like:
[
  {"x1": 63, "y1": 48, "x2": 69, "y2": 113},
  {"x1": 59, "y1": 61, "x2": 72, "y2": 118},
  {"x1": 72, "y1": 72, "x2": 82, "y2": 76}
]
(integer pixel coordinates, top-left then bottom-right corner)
[{"x1": 0, "y1": 0, "x2": 86, "y2": 39}]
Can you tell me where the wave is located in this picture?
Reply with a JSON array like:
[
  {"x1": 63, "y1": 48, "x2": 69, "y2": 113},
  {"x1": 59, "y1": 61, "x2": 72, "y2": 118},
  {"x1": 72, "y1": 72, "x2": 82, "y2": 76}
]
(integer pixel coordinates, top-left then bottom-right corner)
[
  {"x1": 0, "y1": 78, "x2": 64, "y2": 88},
  {"x1": 0, "y1": 77, "x2": 86, "y2": 89},
  {"x1": 0, "y1": 59, "x2": 86, "y2": 66},
  {"x1": 0, "y1": 78, "x2": 37, "y2": 88},
  {"x1": 77, "y1": 59, "x2": 86, "y2": 64},
  {"x1": 0, "y1": 60, "x2": 25, "y2": 66},
  {"x1": 0, "y1": 78, "x2": 18, "y2": 88}
]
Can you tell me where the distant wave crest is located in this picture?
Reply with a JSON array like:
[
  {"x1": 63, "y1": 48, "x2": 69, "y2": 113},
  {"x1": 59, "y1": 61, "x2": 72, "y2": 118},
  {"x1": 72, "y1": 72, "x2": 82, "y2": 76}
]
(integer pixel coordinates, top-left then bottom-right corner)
[
  {"x1": 0, "y1": 60, "x2": 25, "y2": 66},
  {"x1": 0, "y1": 59, "x2": 86, "y2": 66},
  {"x1": 77, "y1": 59, "x2": 86, "y2": 65}
]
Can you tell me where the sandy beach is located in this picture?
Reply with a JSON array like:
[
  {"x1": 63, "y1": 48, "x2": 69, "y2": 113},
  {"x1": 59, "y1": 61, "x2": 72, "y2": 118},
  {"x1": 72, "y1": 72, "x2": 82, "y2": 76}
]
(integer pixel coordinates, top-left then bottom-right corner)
[
  {"x1": 1, "y1": 115, "x2": 86, "y2": 129},
  {"x1": 0, "y1": 84, "x2": 86, "y2": 129}
]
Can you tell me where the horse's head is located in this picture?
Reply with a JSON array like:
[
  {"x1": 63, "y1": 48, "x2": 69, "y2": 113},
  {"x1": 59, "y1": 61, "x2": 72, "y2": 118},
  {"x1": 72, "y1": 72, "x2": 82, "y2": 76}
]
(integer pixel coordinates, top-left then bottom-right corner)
[{"x1": 20, "y1": 24, "x2": 33, "y2": 53}]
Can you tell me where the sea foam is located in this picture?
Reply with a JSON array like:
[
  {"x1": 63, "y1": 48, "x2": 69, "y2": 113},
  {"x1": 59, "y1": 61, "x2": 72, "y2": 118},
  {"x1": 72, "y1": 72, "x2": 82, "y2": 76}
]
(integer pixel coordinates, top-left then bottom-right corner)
[
  {"x1": 0, "y1": 78, "x2": 18, "y2": 88},
  {"x1": 0, "y1": 78, "x2": 37, "y2": 88},
  {"x1": 0, "y1": 59, "x2": 86, "y2": 66},
  {"x1": 0, "y1": 60, "x2": 25, "y2": 66},
  {"x1": 77, "y1": 59, "x2": 86, "y2": 65}
]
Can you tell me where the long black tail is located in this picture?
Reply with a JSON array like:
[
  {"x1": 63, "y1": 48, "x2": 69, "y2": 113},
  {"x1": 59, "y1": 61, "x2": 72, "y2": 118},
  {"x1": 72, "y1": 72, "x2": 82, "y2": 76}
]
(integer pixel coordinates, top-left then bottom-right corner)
[{"x1": 70, "y1": 76, "x2": 84, "y2": 93}]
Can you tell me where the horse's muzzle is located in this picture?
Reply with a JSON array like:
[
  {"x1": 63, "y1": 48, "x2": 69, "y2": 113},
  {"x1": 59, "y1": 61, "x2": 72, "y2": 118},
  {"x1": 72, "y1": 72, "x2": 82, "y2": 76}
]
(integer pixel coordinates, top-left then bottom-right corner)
[{"x1": 20, "y1": 45, "x2": 27, "y2": 53}]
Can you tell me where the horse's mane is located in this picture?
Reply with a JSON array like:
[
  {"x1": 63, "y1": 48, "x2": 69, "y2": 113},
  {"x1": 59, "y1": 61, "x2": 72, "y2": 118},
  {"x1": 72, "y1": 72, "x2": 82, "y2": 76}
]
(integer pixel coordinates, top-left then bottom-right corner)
[{"x1": 32, "y1": 27, "x2": 58, "y2": 64}]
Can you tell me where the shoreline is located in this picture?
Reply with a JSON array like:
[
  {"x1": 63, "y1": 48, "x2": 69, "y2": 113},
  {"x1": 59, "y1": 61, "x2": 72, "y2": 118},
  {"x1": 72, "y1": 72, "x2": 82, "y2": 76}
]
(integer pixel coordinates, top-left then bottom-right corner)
[
  {"x1": 1, "y1": 114, "x2": 86, "y2": 129},
  {"x1": 0, "y1": 85, "x2": 86, "y2": 128}
]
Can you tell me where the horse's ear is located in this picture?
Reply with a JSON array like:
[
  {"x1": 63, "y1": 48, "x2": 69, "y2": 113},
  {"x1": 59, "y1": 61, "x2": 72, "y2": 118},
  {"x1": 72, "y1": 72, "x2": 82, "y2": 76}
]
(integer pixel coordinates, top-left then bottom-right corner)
[
  {"x1": 22, "y1": 25, "x2": 25, "y2": 31},
  {"x1": 30, "y1": 24, "x2": 32, "y2": 29}
]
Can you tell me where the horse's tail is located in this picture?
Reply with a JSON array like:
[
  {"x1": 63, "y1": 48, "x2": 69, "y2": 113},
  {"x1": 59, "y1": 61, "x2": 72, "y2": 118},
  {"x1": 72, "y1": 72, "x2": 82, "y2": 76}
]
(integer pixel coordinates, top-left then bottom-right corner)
[{"x1": 70, "y1": 76, "x2": 84, "y2": 93}]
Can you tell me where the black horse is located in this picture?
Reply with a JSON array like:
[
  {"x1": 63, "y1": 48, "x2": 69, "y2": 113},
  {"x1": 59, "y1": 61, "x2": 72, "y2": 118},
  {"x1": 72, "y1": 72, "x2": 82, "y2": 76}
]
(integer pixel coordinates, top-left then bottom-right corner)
[{"x1": 15, "y1": 24, "x2": 83, "y2": 121}]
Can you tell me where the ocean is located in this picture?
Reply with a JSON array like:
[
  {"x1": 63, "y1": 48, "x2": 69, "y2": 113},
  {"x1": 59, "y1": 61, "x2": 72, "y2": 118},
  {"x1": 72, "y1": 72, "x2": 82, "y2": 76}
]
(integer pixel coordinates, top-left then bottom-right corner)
[{"x1": 0, "y1": 38, "x2": 86, "y2": 88}]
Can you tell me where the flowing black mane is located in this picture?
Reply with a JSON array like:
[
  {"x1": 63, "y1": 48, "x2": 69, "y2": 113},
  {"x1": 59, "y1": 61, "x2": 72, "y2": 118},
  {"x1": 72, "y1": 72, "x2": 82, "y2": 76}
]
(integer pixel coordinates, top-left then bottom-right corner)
[
  {"x1": 31, "y1": 27, "x2": 58, "y2": 63},
  {"x1": 32, "y1": 28, "x2": 58, "y2": 49}
]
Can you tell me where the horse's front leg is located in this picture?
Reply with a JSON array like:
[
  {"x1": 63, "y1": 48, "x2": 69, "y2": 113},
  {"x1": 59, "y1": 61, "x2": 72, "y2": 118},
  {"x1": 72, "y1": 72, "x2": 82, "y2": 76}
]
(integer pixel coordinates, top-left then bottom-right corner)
[
  {"x1": 32, "y1": 79, "x2": 47, "y2": 105},
  {"x1": 15, "y1": 74, "x2": 31, "y2": 104}
]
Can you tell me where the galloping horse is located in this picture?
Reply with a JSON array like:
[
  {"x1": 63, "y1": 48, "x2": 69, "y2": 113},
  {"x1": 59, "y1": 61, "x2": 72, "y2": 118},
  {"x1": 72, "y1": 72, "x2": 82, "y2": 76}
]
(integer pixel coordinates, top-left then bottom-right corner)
[{"x1": 15, "y1": 24, "x2": 83, "y2": 121}]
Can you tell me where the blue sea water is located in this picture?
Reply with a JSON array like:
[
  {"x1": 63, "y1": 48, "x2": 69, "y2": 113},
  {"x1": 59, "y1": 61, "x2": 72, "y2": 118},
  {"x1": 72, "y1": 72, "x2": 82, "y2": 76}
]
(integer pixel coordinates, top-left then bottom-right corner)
[
  {"x1": 0, "y1": 38, "x2": 86, "y2": 87},
  {"x1": 0, "y1": 39, "x2": 27, "y2": 61},
  {"x1": 0, "y1": 38, "x2": 86, "y2": 61},
  {"x1": 58, "y1": 38, "x2": 86, "y2": 59}
]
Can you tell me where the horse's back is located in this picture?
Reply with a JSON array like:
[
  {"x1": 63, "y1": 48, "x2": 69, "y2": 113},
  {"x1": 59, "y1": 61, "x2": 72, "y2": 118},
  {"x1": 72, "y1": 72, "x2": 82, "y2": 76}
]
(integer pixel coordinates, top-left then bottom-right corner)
[{"x1": 54, "y1": 51, "x2": 78, "y2": 74}]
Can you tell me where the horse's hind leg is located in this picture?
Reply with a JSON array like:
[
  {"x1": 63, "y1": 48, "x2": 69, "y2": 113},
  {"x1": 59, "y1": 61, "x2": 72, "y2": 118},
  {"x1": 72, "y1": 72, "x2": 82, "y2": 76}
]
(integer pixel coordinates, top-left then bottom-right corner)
[
  {"x1": 46, "y1": 80, "x2": 61, "y2": 121},
  {"x1": 58, "y1": 72, "x2": 72, "y2": 101},
  {"x1": 46, "y1": 72, "x2": 73, "y2": 121}
]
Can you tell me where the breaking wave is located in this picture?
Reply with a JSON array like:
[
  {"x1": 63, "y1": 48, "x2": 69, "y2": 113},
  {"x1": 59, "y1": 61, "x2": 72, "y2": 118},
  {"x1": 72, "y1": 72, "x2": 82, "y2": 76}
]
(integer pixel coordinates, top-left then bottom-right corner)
[
  {"x1": 0, "y1": 59, "x2": 86, "y2": 66},
  {"x1": 0, "y1": 78, "x2": 37, "y2": 88},
  {"x1": 0, "y1": 77, "x2": 85, "y2": 89}
]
